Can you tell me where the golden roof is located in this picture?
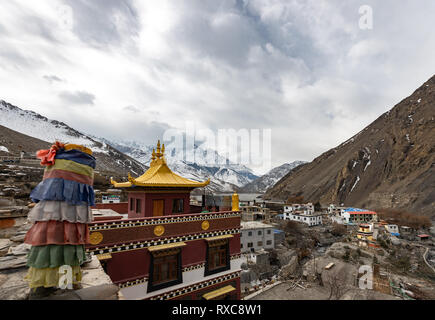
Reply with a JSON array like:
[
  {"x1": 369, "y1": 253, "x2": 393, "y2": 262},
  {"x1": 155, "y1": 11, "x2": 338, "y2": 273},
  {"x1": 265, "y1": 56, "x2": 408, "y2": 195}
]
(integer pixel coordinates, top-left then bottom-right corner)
[{"x1": 111, "y1": 140, "x2": 210, "y2": 188}]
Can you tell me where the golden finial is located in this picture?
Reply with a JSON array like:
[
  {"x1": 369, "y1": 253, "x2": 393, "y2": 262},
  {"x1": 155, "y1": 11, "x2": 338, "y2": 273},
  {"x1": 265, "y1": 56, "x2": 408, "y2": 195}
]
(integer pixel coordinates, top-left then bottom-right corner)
[
  {"x1": 157, "y1": 140, "x2": 161, "y2": 154},
  {"x1": 152, "y1": 148, "x2": 156, "y2": 161},
  {"x1": 128, "y1": 172, "x2": 136, "y2": 184},
  {"x1": 162, "y1": 144, "x2": 165, "y2": 155}
]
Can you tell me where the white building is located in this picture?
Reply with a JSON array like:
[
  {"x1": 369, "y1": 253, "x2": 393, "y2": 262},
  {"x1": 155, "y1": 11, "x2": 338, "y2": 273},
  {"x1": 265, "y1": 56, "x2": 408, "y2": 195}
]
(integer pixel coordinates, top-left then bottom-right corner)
[
  {"x1": 330, "y1": 207, "x2": 377, "y2": 225},
  {"x1": 283, "y1": 204, "x2": 322, "y2": 226},
  {"x1": 385, "y1": 224, "x2": 400, "y2": 236},
  {"x1": 328, "y1": 204, "x2": 347, "y2": 216},
  {"x1": 102, "y1": 195, "x2": 121, "y2": 204},
  {"x1": 286, "y1": 212, "x2": 322, "y2": 226},
  {"x1": 240, "y1": 221, "x2": 275, "y2": 253},
  {"x1": 284, "y1": 203, "x2": 314, "y2": 215}
]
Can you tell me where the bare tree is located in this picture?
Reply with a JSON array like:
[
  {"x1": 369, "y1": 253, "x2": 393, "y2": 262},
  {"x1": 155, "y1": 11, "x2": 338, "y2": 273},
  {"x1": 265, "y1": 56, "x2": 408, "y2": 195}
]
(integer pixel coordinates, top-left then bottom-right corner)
[{"x1": 324, "y1": 269, "x2": 352, "y2": 300}]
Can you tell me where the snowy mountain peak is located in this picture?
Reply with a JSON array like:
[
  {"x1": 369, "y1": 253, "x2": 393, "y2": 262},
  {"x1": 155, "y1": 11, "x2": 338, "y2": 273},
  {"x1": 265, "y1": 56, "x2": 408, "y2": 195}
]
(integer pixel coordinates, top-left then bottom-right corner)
[
  {"x1": 0, "y1": 100, "x2": 146, "y2": 175},
  {"x1": 0, "y1": 99, "x2": 260, "y2": 192},
  {"x1": 94, "y1": 137, "x2": 259, "y2": 192}
]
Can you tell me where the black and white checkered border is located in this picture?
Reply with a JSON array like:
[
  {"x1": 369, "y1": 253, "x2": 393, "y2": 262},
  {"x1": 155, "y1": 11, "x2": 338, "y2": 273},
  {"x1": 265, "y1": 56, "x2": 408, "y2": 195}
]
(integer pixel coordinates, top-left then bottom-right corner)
[
  {"x1": 118, "y1": 277, "x2": 149, "y2": 289},
  {"x1": 149, "y1": 271, "x2": 241, "y2": 300},
  {"x1": 117, "y1": 254, "x2": 242, "y2": 289},
  {"x1": 182, "y1": 263, "x2": 205, "y2": 273},
  {"x1": 86, "y1": 228, "x2": 241, "y2": 255},
  {"x1": 230, "y1": 253, "x2": 242, "y2": 260},
  {"x1": 90, "y1": 212, "x2": 241, "y2": 231}
]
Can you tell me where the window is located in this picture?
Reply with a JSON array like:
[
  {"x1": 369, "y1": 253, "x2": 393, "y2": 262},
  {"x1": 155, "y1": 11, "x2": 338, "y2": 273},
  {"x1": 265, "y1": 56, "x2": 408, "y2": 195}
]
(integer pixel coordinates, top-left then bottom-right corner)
[
  {"x1": 266, "y1": 240, "x2": 272, "y2": 245},
  {"x1": 205, "y1": 239, "x2": 230, "y2": 276},
  {"x1": 257, "y1": 241, "x2": 263, "y2": 246},
  {"x1": 241, "y1": 244, "x2": 243, "y2": 248},
  {"x1": 248, "y1": 231, "x2": 252, "y2": 236},
  {"x1": 258, "y1": 231, "x2": 262, "y2": 236},
  {"x1": 248, "y1": 242, "x2": 253, "y2": 248},
  {"x1": 148, "y1": 248, "x2": 182, "y2": 292},
  {"x1": 209, "y1": 245, "x2": 227, "y2": 270},
  {"x1": 267, "y1": 230, "x2": 271, "y2": 235},
  {"x1": 153, "y1": 255, "x2": 178, "y2": 285},
  {"x1": 172, "y1": 199, "x2": 184, "y2": 214},
  {"x1": 136, "y1": 199, "x2": 141, "y2": 214},
  {"x1": 129, "y1": 198, "x2": 134, "y2": 211}
]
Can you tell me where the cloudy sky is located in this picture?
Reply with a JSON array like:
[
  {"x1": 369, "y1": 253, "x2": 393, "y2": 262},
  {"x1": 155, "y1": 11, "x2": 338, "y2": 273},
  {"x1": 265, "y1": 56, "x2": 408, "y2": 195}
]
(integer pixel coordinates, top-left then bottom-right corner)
[{"x1": 0, "y1": 0, "x2": 434, "y2": 174}]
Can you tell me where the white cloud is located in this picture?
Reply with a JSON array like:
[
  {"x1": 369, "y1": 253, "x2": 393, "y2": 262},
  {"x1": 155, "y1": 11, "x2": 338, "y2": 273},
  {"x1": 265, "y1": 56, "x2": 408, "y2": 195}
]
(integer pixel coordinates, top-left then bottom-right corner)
[{"x1": 0, "y1": 0, "x2": 434, "y2": 174}]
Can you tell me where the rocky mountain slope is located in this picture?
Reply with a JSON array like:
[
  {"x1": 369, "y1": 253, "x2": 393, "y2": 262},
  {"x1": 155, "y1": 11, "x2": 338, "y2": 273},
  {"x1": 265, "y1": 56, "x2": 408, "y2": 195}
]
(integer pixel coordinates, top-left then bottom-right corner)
[
  {"x1": 265, "y1": 75, "x2": 435, "y2": 217},
  {"x1": 238, "y1": 161, "x2": 307, "y2": 193},
  {"x1": 0, "y1": 100, "x2": 147, "y2": 177}
]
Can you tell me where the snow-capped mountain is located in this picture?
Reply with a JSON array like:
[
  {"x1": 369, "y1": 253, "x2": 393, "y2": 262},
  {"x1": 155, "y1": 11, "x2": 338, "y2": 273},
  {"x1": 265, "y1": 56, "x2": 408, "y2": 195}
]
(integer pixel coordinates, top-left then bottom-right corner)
[
  {"x1": 0, "y1": 100, "x2": 147, "y2": 176},
  {"x1": 95, "y1": 138, "x2": 259, "y2": 192},
  {"x1": 238, "y1": 161, "x2": 307, "y2": 193},
  {"x1": 0, "y1": 99, "x2": 259, "y2": 192}
]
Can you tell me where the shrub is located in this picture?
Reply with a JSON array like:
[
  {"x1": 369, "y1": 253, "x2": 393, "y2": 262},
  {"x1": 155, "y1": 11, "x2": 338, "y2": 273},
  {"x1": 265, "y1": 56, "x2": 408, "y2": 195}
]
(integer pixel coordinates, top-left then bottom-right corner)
[
  {"x1": 285, "y1": 221, "x2": 302, "y2": 235},
  {"x1": 331, "y1": 223, "x2": 347, "y2": 236},
  {"x1": 376, "y1": 208, "x2": 432, "y2": 229}
]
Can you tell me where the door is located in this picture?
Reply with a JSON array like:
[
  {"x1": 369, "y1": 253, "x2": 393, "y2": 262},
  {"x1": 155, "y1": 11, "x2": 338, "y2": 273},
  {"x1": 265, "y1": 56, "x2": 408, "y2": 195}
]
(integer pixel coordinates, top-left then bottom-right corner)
[{"x1": 153, "y1": 200, "x2": 165, "y2": 217}]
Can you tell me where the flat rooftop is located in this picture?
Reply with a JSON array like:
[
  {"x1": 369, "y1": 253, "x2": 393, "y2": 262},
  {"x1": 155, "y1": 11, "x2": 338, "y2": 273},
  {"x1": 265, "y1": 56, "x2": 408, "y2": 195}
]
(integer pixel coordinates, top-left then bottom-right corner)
[
  {"x1": 92, "y1": 209, "x2": 128, "y2": 220},
  {"x1": 241, "y1": 221, "x2": 274, "y2": 230}
]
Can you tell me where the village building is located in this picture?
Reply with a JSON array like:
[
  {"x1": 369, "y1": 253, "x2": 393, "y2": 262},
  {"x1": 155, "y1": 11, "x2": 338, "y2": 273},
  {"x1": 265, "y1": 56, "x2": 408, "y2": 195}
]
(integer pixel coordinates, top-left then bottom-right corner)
[
  {"x1": 327, "y1": 204, "x2": 347, "y2": 216},
  {"x1": 240, "y1": 221, "x2": 275, "y2": 253},
  {"x1": 331, "y1": 208, "x2": 377, "y2": 225},
  {"x1": 400, "y1": 226, "x2": 412, "y2": 234},
  {"x1": 385, "y1": 224, "x2": 400, "y2": 237},
  {"x1": 283, "y1": 204, "x2": 322, "y2": 226},
  {"x1": 86, "y1": 141, "x2": 242, "y2": 300},
  {"x1": 417, "y1": 234, "x2": 431, "y2": 242},
  {"x1": 284, "y1": 203, "x2": 315, "y2": 215},
  {"x1": 285, "y1": 212, "x2": 322, "y2": 226},
  {"x1": 202, "y1": 194, "x2": 232, "y2": 212},
  {"x1": 357, "y1": 223, "x2": 378, "y2": 248},
  {"x1": 100, "y1": 190, "x2": 122, "y2": 204},
  {"x1": 244, "y1": 249, "x2": 269, "y2": 265},
  {"x1": 241, "y1": 206, "x2": 272, "y2": 223}
]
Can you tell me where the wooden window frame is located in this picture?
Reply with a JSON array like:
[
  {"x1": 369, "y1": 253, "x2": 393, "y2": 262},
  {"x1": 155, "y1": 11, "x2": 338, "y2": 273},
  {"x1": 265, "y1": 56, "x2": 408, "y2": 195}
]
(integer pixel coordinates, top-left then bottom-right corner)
[
  {"x1": 129, "y1": 198, "x2": 134, "y2": 212},
  {"x1": 136, "y1": 198, "x2": 141, "y2": 214},
  {"x1": 172, "y1": 198, "x2": 184, "y2": 214},
  {"x1": 148, "y1": 248, "x2": 183, "y2": 293},
  {"x1": 204, "y1": 239, "x2": 230, "y2": 277}
]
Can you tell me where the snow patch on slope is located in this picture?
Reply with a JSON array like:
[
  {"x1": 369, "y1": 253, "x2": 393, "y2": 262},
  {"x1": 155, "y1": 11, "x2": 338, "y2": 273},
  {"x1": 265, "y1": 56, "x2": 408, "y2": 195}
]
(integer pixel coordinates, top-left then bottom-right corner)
[
  {"x1": 0, "y1": 100, "x2": 108, "y2": 153},
  {"x1": 350, "y1": 176, "x2": 360, "y2": 193}
]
